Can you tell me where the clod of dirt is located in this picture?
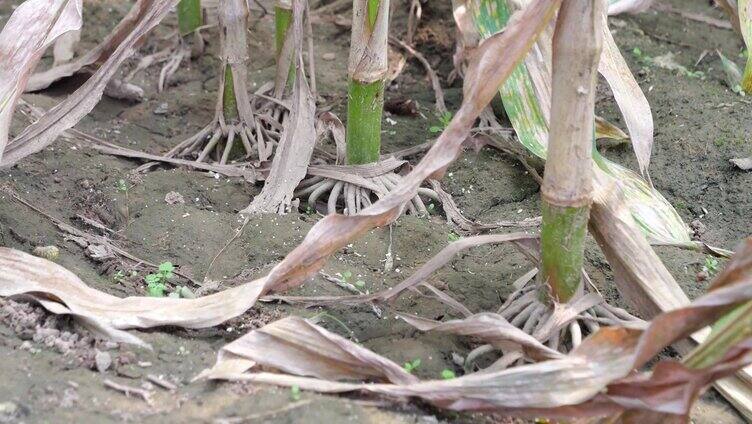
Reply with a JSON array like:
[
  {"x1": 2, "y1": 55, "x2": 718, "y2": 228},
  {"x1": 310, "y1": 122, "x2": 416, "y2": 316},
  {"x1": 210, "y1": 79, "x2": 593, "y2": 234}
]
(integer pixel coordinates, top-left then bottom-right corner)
[
  {"x1": 164, "y1": 191, "x2": 185, "y2": 205},
  {"x1": 0, "y1": 299, "x2": 119, "y2": 370}
]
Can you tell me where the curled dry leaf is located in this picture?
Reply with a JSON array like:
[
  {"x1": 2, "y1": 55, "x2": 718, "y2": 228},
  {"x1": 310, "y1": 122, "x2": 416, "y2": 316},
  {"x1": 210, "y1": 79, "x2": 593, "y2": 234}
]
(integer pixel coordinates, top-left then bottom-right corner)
[
  {"x1": 0, "y1": 0, "x2": 83, "y2": 161},
  {"x1": 241, "y1": 0, "x2": 317, "y2": 214},
  {"x1": 396, "y1": 312, "x2": 563, "y2": 361},
  {"x1": 730, "y1": 157, "x2": 752, "y2": 171},
  {"x1": 0, "y1": 247, "x2": 266, "y2": 347},
  {"x1": 0, "y1": 0, "x2": 179, "y2": 169}
]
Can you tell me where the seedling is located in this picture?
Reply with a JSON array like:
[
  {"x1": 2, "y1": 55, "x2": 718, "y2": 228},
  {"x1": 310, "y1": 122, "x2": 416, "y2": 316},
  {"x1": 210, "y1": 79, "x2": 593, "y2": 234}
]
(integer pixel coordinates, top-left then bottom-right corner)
[
  {"x1": 341, "y1": 270, "x2": 353, "y2": 281},
  {"x1": 290, "y1": 385, "x2": 301, "y2": 401},
  {"x1": 447, "y1": 232, "x2": 461, "y2": 242},
  {"x1": 429, "y1": 111, "x2": 452, "y2": 133},
  {"x1": 354, "y1": 280, "x2": 366, "y2": 288},
  {"x1": 113, "y1": 270, "x2": 125, "y2": 283},
  {"x1": 145, "y1": 261, "x2": 175, "y2": 297},
  {"x1": 440, "y1": 369, "x2": 456, "y2": 380},
  {"x1": 403, "y1": 358, "x2": 421, "y2": 373},
  {"x1": 703, "y1": 256, "x2": 720, "y2": 277}
]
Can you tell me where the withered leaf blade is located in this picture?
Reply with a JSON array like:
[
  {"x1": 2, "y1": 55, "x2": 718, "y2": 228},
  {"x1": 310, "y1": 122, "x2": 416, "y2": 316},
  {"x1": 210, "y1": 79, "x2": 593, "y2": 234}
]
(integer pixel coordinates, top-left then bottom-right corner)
[
  {"x1": 199, "y1": 316, "x2": 419, "y2": 384},
  {"x1": 397, "y1": 312, "x2": 563, "y2": 361},
  {"x1": 0, "y1": 248, "x2": 266, "y2": 346},
  {"x1": 0, "y1": 0, "x2": 82, "y2": 161},
  {"x1": 0, "y1": 0, "x2": 179, "y2": 168}
]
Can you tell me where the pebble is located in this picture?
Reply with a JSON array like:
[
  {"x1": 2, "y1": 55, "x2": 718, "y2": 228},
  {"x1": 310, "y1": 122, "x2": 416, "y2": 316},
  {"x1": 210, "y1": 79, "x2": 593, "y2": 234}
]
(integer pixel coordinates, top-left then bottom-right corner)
[
  {"x1": 322, "y1": 52, "x2": 336, "y2": 61},
  {"x1": 153, "y1": 102, "x2": 169, "y2": 115},
  {"x1": 95, "y1": 350, "x2": 112, "y2": 373}
]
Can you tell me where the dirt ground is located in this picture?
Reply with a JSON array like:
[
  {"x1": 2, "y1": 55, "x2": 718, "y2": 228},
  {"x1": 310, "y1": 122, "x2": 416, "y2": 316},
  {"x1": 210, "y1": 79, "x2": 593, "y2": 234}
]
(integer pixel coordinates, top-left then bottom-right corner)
[{"x1": 0, "y1": 0, "x2": 750, "y2": 422}]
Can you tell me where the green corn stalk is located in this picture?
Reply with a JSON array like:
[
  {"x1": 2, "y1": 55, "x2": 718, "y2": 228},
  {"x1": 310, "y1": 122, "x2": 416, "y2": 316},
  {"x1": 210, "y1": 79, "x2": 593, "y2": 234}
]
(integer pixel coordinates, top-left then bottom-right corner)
[
  {"x1": 470, "y1": 0, "x2": 690, "y2": 245},
  {"x1": 178, "y1": 0, "x2": 203, "y2": 36},
  {"x1": 275, "y1": 0, "x2": 294, "y2": 88},
  {"x1": 346, "y1": 0, "x2": 388, "y2": 165},
  {"x1": 738, "y1": 0, "x2": 752, "y2": 93}
]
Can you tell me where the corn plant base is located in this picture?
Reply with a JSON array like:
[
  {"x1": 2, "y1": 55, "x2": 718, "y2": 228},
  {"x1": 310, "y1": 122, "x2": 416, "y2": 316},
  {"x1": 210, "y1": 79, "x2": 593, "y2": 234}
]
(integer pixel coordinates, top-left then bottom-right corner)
[
  {"x1": 490, "y1": 279, "x2": 643, "y2": 363},
  {"x1": 295, "y1": 171, "x2": 437, "y2": 216},
  {"x1": 154, "y1": 82, "x2": 286, "y2": 166}
]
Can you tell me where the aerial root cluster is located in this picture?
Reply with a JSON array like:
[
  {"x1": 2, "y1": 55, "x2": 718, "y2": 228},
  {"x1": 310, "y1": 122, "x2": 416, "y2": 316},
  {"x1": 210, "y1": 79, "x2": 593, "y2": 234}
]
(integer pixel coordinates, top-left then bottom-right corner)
[
  {"x1": 464, "y1": 281, "x2": 643, "y2": 372},
  {"x1": 294, "y1": 172, "x2": 438, "y2": 215},
  {"x1": 160, "y1": 84, "x2": 289, "y2": 165}
]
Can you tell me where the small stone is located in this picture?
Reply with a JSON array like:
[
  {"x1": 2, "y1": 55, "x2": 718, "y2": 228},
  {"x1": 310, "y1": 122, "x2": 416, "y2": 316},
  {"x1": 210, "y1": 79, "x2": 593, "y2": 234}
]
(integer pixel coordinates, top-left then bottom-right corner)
[
  {"x1": 696, "y1": 270, "x2": 709, "y2": 282},
  {"x1": 153, "y1": 102, "x2": 169, "y2": 115},
  {"x1": 322, "y1": 52, "x2": 336, "y2": 61},
  {"x1": 95, "y1": 350, "x2": 112, "y2": 373},
  {"x1": 165, "y1": 191, "x2": 185, "y2": 205},
  {"x1": 32, "y1": 245, "x2": 59, "y2": 260}
]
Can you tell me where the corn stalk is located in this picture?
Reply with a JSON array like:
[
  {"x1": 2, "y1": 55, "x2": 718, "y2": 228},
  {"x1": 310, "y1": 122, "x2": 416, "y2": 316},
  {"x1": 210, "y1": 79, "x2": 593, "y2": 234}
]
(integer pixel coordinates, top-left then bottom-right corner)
[
  {"x1": 177, "y1": 0, "x2": 202, "y2": 35},
  {"x1": 346, "y1": 0, "x2": 389, "y2": 165},
  {"x1": 738, "y1": 0, "x2": 752, "y2": 93},
  {"x1": 466, "y1": 0, "x2": 690, "y2": 246},
  {"x1": 275, "y1": 0, "x2": 294, "y2": 89},
  {"x1": 540, "y1": 0, "x2": 602, "y2": 302}
]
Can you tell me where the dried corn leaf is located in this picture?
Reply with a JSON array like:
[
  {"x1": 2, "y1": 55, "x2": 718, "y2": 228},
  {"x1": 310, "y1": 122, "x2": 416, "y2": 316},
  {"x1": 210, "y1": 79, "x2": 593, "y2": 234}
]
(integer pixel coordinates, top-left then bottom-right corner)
[
  {"x1": 0, "y1": 247, "x2": 266, "y2": 347},
  {"x1": 397, "y1": 312, "x2": 563, "y2": 361},
  {"x1": 0, "y1": 0, "x2": 179, "y2": 168},
  {"x1": 242, "y1": 0, "x2": 317, "y2": 214},
  {"x1": 0, "y1": 0, "x2": 82, "y2": 161},
  {"x1": 26, "y1": 0, "x2": 159, "y2": 91},
  {"x1": 197, "y1": 316, "x2": 419, "y2": 384}
]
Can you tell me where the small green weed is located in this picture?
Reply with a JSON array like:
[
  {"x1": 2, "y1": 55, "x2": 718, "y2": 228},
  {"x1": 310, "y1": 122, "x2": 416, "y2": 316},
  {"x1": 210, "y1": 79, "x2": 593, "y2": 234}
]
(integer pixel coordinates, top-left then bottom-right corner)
[
  {"x1": 440, "y1": 369, "x2": 456, "y2": 380},
  {"x1": 290, "y1": 385, "x2": 301, "y2": 401},
  {"x1": 145, "y1": 261, "x2": 174, "y2": 297},
  {"x1": 429, "y1": 111, "x2": 452, "y2": 133},
  {"x1": 447, "y1": 232, "x2": 461, "y2": 242},
  {"x1": 703, "y1": 257, "x2": 720, "y2": 277},
  {"x1": 403, "y1": 358, "x2": 421, "y2": 373}
]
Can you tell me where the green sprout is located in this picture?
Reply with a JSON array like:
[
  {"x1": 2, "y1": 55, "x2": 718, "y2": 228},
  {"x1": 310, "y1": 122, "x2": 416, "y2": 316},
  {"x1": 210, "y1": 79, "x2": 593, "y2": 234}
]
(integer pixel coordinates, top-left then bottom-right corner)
[
  {"x1": 113, "y1": 270, "x2": 125, "y2": 283},
  {"x1": 341, "y1": 270, "x2": 353, "y2": 281},
  {"x1": 290, "y1": 385, "x2": 301, "y2": 401},
  {"x1": 447, "y1": 232, "x2": 461, "y2": 242},
  {"x1": 429, "y1": 111, "x2": 453, "y2": 133},
  {"x1": 440, "y1": 369, "x2": 456, "y2": 380},
  {"x1": 403, "y1": 358, "x2": 421, "y2": 373},
  {"x1": 145, "y1": 261, "x2": 175, "y2": 297},
  {"x1": 703, "y1": 256, "x2": 720, "y2": 277},
  {"x1": 354, "y1": 280, "x2": 366, "y2": 288}
]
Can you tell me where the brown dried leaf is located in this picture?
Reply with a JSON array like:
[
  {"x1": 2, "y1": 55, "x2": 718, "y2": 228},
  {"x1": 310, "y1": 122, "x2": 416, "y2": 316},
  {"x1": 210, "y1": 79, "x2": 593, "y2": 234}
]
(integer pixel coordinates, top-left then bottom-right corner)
[
  {"x1": 0, "y1": 0, "x2": 82, "y2": 161},
  {"x1": 599, "y1": 22, "x2": 654, "y2": 176},
  {"x1": 397, "y1": 312, "x2": 563, "y2": 361},
  {"x1": 198, "y1": 316, "x2": 419, "y2": 384},
  {"x1": 1, "y1": 0, "x2": 178, "y2": 168},
  {"x1": 0, "y1": 247, "x2": 266, "y2": 346}
]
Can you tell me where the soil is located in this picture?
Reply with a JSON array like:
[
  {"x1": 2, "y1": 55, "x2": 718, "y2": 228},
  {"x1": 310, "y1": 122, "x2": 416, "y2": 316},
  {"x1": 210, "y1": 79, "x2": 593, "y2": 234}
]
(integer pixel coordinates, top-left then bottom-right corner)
[{"x1": 0, "y1": 0, "x2": 750, "y2": 422}]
